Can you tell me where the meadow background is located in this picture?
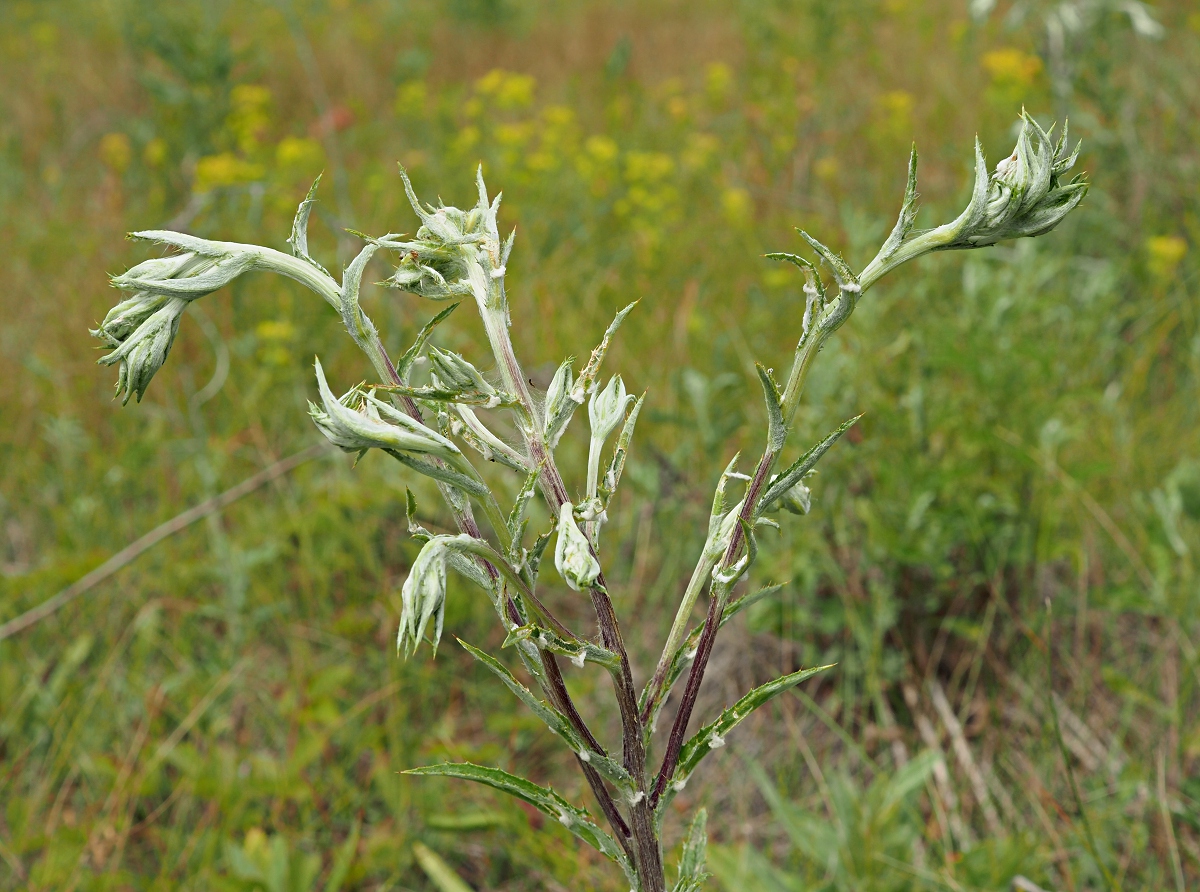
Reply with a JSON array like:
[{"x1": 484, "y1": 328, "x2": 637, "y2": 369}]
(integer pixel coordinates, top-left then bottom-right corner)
[{"x1": 1, "y1": 1, "x2": 1198, "y2": 889}]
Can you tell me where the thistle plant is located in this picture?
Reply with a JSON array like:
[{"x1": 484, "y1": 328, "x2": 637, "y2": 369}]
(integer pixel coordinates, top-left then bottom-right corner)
[{"x1": 91, "y1": 113, "x2": 1085, "y2": 891}]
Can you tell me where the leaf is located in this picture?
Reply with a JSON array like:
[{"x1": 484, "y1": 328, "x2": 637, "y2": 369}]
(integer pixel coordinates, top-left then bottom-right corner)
[
  {"x1": 640, "y1": 584, "x2": 785, "y2": 730},
  {"x1": 507, "y1": 463, "x2": 542, "y2": 554},
  {"x1": 797, "y1": 229, "x2": 856, "y2": 287},
  {"x1": 411, "y1": 842, "x2": 474, "y2": 892},
  {"x1": 404, "y1": 762, "x2": 632, "y2": 873},
  {"x1": 657, "y1": 664, "x2": 833, "y2": 815},
  {"x1": 128, "y1": 229, "x2": 235, "y2": 259},
  {"x1": 574, "y1": 301, "x2": 638, "y2": 400},
  {"x1": 758, "y1": 415, "x2": 861, "y2": 513},
  {"x1": 339, "y1": 243, "x2": 382, "y2": 353},
  {"x1": 672, "y1": 808, "x2": 708, "y2": 892},
  {"x1": 395, "y1": 303, "x2": 459, "y2": 382},
  {"x1": 599, "y1": 392, "x2": 645, "y2": 502},
  {"x1": 386, "y1": 450, "x2": 489, "y2": 499},
  {"x1": 458, "y1": 640, "x2": 634, "y2": 795},
  {"x1": 756, "y1": 363, "x2": 786, "y2": 451},
  {"x1": 503, "y1": 624, "x2": 620, "y2": 672},
  {"x1": 287, "y1": 174, "x2": 332, "y2": 277},
  {"x1": 877, "y1": 145, "x2": 920, "y2": 263}
]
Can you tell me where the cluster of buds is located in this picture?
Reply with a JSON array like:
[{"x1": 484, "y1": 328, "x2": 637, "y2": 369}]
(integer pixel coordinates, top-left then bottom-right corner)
[
  {"x1": 397, "y1": 535, "x2": 451, "y2": 655},
  {"x1": 93, "y1": 240, "x2": 257, "y2": 403},
  {"x1": 859, "y1": 113, "x2": 1088, "y2": 289},
  {"x1": 554, "y1": 503, "x2": 601, "y2": 592},
  {"x1": 383, "y1": 169, "x2": 508, "y2": 305}
]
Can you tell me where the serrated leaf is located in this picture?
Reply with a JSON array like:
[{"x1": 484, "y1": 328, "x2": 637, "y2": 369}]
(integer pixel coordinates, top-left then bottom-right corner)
[
  {"x1": 503, "y1": 624, "x2": 620, "y2": 672},
  {"x1": 640, "y1": 584, "x2": 785, "y2": 732},
  {"x1": 758, "y1": 415, "x2": 861, "y2": 513},
  {"x1": 386, "y1": 450, "x2": 489, "y2": 499},
  {"x1": 395, "y1": 303, "x2": 459, "y2": 382},
  {"x1": 600, "y1": 392, "x2": 645, "y2": 502},
  {"x1": 339, "y1": 243, "x2": 382, "y2": 355},
  {"x1": 458, "y1": 640, "x2": 634, "y2": 794},
  {"x1": 657, "y1": 664, "x2": 833, "y2": 814},
  {"x1": 574, "y1": 301, "x2": 638, "y2": 400},
  {"x1": 288, "y1": 175, "x2": 332, "y2": 277},
  {"x1": 756, "y1": 364, "x2": 786, "y2": 452},
  {"x1": 672, "y1": 808, "x2": 708, "y2": 892},
  {"x1": 404, "y1": 762, "x2": 632, "y2": 874},
  {"x1": 797, "y1": 229, "x2": 856, "y2": 287},
  {"x1": 507, "y1": 463, "x2": 542, "y2": 552},
  {"x1": 882, "y1": 146, "x2": 920, "y2": 256}
]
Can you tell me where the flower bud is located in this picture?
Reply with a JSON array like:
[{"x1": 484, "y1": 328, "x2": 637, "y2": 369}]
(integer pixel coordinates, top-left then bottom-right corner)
[
  {"x1": 543, "y1": 359, "x2": 578, "y2": 446},
  {"x1": 398, "y1": 537, "x2": 449, "y2": 655},
  {"x1": 94, "y1": 247, "x2": 256, "y2": 404},
  {"x1": 308, "y1": 358, "x2": 461, "y2": 459},
  {"x1": 554, "y1": 502, "x2": 601, "y2": 591},
  {"x1": 776, "y1": 479, "x2": 812, "y2": 515},
  {"x1": 952, "y1": 113, "x2": 1087, "y2": 249},
  {"x1": 94, "y1": 297, "x2": 189, "y2": 405},
  {"x1": 588, "y1": 375, "x2": 634, "y2": 444},
  {"x1": 428, "y1": 347, "x2": 497, "y2": 401}
]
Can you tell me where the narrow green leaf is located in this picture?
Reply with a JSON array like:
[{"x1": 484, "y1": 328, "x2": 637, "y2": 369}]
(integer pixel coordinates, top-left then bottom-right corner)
[
  {"x1": 458, "y1": 640, "x2": 634, "y2": 794},
  {"x1": 756, "y1": 363, "x2": 786, "y2": 451},
  {"x1": 657, "y1": 664, "x2": 833, "y2": 815},
  {"x1": 758, "y1": 415, "x2": 862, "y2": 513},
  {"x1": 386, "y1": 450, "x2": 489, "y2": 499},
  {"x1": 672, "y1": 808, "x2": 708, "y2": 892},
  {"x1": 640, "y1": 584, "x2": 785, "y2": 728},
  {"x1": 576, "y1": 301, "x2": 638, "y2": 397},
  {"x1": 287, "y1": 175, "x2": 332, "y2": 277},
  {"x1": 395, "y1": 303, "x2": 459, "y2": 382},
  {"x1": 503, "y1": 624, "x2": 620, "y2": 672},
  {"x1": 412, "y1": 842, "x2": 474, "y2": 892},
  {"x1": 797, "y1": 229, "x2": 856, "y2": 287},
  {"x1": 404, "y1": 762, "x2": 631, "y2": 872},
  {"x1": 339, "y1": 243, "x2": 382, "y2": 354},
  {"x1": 507, "y1": 463, "x2": 542, "y2": 555},
  {"x1": 877, "y1": 145, "x2": 919, "y2": 262},
  {"x1": 600, "y1": 392, "x2": 645, "y2": 502}
]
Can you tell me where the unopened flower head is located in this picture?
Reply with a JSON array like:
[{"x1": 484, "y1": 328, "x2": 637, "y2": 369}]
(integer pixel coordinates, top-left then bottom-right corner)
[
  {"x1": 776, "y1": 479, "x2": 812, "y2": 515},
  {"x1": 308, "y1": 358, "x2": 461, "y2": 459},
  {"x1": 398, "y1": 537, "x2": 450, "y2": 656},
  {"x1": 951, "y1": 113, "x2": 1087, "y2": 249},
  {"x1": 588, "y1": 375, "x2": 634, "y2": 444},
  {"x1": 428, "y1": 347, "x2": 496, "y2": 400},
  {"x1": 554, "y1": 502, "x2": 601, "y2": 591},
  {"x1": 93, "y1": 247, "x2": 255, "y2": 404},
  {"x1": 386, "y1": 168, "x2": 504, "y2": 301}
]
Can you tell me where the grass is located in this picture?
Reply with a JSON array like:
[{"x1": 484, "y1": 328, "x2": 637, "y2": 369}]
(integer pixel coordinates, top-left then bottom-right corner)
[{"x1": 1, "y1": 0, "x2": 1198, "y2": 889}]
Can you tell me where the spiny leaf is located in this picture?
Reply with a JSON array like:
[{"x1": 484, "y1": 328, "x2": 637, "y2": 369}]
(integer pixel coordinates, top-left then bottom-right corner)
[
  {"x1": 507, "y1": 463, "x2": 543, "y2": 555},
  {"x1": 574, "y1": 301, "x2": 638, "y2": 400},
  {"x1": 877, "y1": 145, "x2": 920, "y2": 263},
  {"x1": 758, "y1": 415, "x2": 862, "y2": 513},
  {"x1": 503, "y1": 624, "x2": 620, "y2": 672},
  {"x1": 672, "y1": 808, "x2": 708, "y2": 892},
  {"x1": 288, "y1": 174, "x2": 332, "y2": 277},
  {"x1": 756, "y1": 363, "x2": 786, "y2": 452},
  {"x1": 458, "y1": 640, "x2": 635, "y2": 795},
  {"x1": 657, "y1": 664, "x2": 833, "y2": 815},
  {"x1": 403, "y1": 762, "x2": 632, "y2": 874},
  {"x1": 640, "y1": 584, "x2": 785, "y2": 730},
  {"x1": 600, "y1": 392, "x2": 645, "y2": 502},
  {"x1": 395, "y1": 303, "x2": 459, "y2": 382},
  {"x1": 386, "y1": 450, "x2": 489, "y2": 499}
]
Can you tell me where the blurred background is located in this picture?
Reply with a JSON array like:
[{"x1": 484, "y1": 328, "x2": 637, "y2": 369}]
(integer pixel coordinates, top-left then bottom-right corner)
[{"x1": 1, "y1": 1, "x2": 1198, "y2": 889}]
